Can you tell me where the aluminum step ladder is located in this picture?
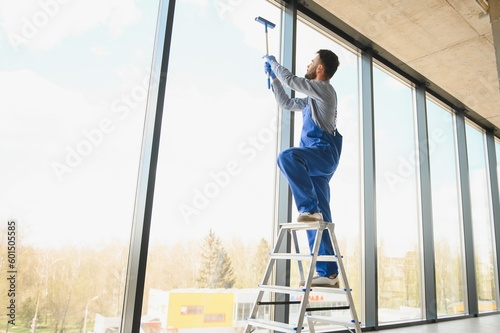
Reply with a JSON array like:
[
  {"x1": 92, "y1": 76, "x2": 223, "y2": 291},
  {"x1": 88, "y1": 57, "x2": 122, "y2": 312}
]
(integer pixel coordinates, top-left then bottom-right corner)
[{"x1": 245, "y1": 221, "x2": 362, "y2": 333}]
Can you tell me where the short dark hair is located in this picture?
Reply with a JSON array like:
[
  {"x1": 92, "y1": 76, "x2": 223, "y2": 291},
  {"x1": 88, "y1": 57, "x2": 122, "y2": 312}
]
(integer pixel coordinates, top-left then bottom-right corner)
[{"x1": 317, "y1": 49, "x2": 339, "y2": 79}]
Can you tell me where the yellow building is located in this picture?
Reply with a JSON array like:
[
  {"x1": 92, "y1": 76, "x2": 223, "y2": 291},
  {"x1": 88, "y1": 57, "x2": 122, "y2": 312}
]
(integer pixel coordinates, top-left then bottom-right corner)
[
  {"x1": 148, "y1": 288, "x2": 348, "y2": 333},
  {"x1": 167, "y1": 289, "x2": 234, "y2": 331}
]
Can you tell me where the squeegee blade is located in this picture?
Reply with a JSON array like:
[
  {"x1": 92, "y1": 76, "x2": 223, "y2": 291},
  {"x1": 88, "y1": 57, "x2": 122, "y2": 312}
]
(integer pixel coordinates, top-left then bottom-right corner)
[{"x1": 255, "y1": 16, "x2": 276, "y2": 29}]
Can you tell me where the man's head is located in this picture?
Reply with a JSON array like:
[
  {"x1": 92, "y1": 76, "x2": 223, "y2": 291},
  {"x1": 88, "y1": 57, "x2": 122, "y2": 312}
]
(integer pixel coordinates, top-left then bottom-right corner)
[{"x1": 305, "y1": 49, "x2": 339, "y2": 81}]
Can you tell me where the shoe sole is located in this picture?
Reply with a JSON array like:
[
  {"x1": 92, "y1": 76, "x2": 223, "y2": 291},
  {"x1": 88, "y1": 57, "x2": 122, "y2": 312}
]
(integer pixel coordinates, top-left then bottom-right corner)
[
  {"x1": 297, "y1": 217, "x2": 323, "y2": 222},
  {"x1": 300, "y1": 280, "x2": 340, "y2": 287},
  {"x1": 311, "y1": 283, "x2": 340, "y2": 288}
]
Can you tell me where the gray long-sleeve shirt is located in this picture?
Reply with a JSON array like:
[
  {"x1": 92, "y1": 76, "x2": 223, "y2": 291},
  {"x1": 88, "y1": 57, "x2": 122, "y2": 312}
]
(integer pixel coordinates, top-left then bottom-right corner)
[{"x1": 269, "y1": 60, "x2": 338, "y2": 135}]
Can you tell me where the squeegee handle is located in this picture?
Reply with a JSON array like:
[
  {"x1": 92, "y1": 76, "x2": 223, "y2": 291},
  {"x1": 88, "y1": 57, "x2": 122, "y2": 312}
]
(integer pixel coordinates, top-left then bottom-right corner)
[
  {"x1": 265, "y1": 49, "x2": 271, "y2": 89},
  {"x1": 265, "y1": 28, "x2": 270, "y2": 89}
]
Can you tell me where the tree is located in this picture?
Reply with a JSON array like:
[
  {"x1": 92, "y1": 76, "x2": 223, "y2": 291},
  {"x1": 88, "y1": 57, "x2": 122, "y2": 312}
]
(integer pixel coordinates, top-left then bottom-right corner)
[
  {"x1": 250, "y1": 238, "x2": 271, "y2": 286},
  {"x1": 197, "y1": 229, "x2": 235, "y2": 288}
]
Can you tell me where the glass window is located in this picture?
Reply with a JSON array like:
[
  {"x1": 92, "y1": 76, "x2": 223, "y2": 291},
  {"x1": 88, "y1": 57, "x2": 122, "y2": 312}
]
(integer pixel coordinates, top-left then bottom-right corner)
[
  {"x1": 0, "y1": 1, "x2": 161, "y2": 332},
  {"x1": 295, "y1": 16, "x2": 363, "y2": 320},
  {"x1": 426, "y1": 98, "x2": 466, "y2": 317},
  {"x1": 465, "y1": 121, "x2": 498, "y2": 312},
  {"x1": 144, "y1": 1, "x2": 281, "y2": 332},
  {"x1": 373, "y1": 64, "x2": 424, "y2": 323}
]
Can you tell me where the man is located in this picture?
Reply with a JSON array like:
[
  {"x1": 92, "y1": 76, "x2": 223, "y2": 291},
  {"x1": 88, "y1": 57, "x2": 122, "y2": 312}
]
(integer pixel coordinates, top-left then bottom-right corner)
[{"x1": 264, "y1": 50, "x2": 342, "y2": 287}]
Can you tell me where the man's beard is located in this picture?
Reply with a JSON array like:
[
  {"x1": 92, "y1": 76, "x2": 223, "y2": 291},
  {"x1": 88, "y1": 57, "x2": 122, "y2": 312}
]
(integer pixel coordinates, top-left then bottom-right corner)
[{"x1": 305, "y1": 71, "x2": 316, "y2": 80}]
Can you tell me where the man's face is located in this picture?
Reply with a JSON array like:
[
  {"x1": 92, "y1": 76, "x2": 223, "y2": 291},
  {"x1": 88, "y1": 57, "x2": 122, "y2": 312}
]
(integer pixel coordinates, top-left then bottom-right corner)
[{"x1": 305, "y1": 54, "x2": 321, "y2": 80}]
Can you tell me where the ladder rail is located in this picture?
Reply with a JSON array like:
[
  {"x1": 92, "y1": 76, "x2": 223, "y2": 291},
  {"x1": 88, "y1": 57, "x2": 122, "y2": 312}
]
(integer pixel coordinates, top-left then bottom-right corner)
[
  {"x1": 291, "y1": 229, "x2": 306, "y2": 286},
  {"x1": 246, "y1": 226, "x2": 289, "y2": 323},
  {"x1": 294, "y1": 223, "x2": 325, "y2": 332},
  {"x1": 245, "y1": 221, "x2": 362, "y2": 333},
  {"x1": 326, "y1": 223, "x2": 361, "y2": 333}
]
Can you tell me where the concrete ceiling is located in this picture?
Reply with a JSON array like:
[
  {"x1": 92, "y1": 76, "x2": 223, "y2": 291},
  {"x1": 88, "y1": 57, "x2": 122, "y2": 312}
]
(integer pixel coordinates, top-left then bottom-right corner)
[{"x1": 309, "y1": 0, "x2": 500, "y2": 133}]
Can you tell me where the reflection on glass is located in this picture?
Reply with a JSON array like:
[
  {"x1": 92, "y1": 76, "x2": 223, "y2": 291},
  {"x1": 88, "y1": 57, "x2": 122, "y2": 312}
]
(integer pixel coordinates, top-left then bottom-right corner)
[
  {"x1": 145, "y1": 1, "x2": 281, "y2": 331},
  {"x1": 426, "y1": 99, "x2": 466, "y2": 316},
  {"x1": 465, "y1": 122, "x2": 498, "y2": 312},
  {"x1": 0, "y1": 1, "x2": 161, "y2": 332},
  {"x1": 373, "y1": 65, "x2": 423, "y2": 323}
]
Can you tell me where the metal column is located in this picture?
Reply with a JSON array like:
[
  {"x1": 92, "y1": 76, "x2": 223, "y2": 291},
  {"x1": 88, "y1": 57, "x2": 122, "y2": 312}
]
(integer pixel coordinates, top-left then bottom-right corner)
[
  {"x1": 120, "y1": 1, "x2": 176, "y2": 332},
  {"x1": 485, "y1": 130, "x2": 500, "y2": 305},
  {"x1": 361, "y1": 48, "x2": 378, "y2": 328},
  {"x1": 455, "y1": 110, "x2": 479, "y2": 316},
  {"x1": 415, "y1": 84, "x2": 438, "y2": 321}
]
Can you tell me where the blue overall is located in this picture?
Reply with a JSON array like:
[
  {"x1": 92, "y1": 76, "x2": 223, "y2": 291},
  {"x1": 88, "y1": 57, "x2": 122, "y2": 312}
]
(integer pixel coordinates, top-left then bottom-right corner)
[{"x1": 277, "y1": 104, "x2": 342, "y2": 277}]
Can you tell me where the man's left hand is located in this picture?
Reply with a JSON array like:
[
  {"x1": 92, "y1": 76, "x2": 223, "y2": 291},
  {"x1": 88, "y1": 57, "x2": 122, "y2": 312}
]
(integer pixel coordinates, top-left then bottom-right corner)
[{"x1": 263, "y1": 55, "x2": 277, "y2": 63}]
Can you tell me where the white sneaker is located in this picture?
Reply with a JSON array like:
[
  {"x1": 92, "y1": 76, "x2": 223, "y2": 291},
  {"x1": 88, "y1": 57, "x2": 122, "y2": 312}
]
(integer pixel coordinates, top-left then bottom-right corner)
[
  {"x1": 297, "y1": 212, "x2": 323, "y2": 222},
  {"x1": 310, "y1": 274, "x2": 339, "y2": 288}
]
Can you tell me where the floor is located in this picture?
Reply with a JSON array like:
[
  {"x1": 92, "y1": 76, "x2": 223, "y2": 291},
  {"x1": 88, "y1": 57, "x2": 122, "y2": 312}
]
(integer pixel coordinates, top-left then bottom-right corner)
[{"x1": 375, "y1": 314, "x2": 500, "y2": 333}]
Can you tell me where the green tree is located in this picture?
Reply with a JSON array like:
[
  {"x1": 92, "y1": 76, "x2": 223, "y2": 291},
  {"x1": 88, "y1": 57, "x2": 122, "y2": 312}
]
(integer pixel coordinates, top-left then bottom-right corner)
[
  {"x1": 250, "y1": 238, "x2": 271, "y2": 286},
  {"x1": 197, "y1": 229, "x2": 235, "y2": 288},
  {"x1": 403, "y1": 249, "x2": 420, "y2": 307}
]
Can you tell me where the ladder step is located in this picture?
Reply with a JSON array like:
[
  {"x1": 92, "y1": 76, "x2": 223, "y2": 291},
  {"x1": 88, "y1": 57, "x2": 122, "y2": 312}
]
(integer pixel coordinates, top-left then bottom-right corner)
[
  {"x1": 246, "y1": 318, "x2": 302, "y2": 333},
  {"x1": 259, "y1": 283, "x2": 350, "y2": 296},
  {"x1": 246, "y1": 318, "x2": 352, "y2": 333},
  {"x1": 306, "y1": 314, "x2": 358, "y2": 328},
  {"x1": 270, "y1": 253, "x2": 339, "y2": 262},
  {"x1": 270, "y1": 253, "x2": 312, "y2": 260},
  {"x1": 258, "y1": 284, "x2": 307, "y2": 295},
  {"x1": 280, "y1": 222, "x2": 322, "y2": 230},
  {"x1": 309, "y1": 286, "x2": 349, "y2": 295},
  {"x1": 316, "y1": 255, "x2": 338, "y2": 262}
]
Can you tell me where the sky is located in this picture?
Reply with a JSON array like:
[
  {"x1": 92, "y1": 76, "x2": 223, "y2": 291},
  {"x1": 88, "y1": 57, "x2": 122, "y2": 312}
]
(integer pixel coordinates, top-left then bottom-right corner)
[
  {"x1": 0, "y1": 0, "x2": 161, "y2": 247},
  {"x1": 0, "y1": 0, "x2": 286, "y2": 248}
]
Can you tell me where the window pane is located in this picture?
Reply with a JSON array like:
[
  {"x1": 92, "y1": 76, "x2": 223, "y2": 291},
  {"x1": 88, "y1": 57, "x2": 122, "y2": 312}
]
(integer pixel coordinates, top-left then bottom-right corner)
[
  {"x1": 0, "y1": 1, "x2": 161, "y2": 331},
  {"x1": 465, "y1": 122, "x2": 498, "y2": 312},
  {"x1": 426, "y1": 98, "x2": 466, "y2": 317},
  {"x1": 295, "y1": 18, "x2": 363, "y2": 322},
  {"x1": 373, "y1": 65, "x2": 424, "y2": 323},
  {"x1": 145, "y1": 1, "x2": 281, "y2": 331}
]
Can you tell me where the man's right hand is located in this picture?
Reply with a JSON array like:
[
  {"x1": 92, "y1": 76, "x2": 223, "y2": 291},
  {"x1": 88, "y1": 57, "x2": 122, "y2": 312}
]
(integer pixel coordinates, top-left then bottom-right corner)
[{"x1": 264, "y1": 62, "x2": 277, "y2": 80}]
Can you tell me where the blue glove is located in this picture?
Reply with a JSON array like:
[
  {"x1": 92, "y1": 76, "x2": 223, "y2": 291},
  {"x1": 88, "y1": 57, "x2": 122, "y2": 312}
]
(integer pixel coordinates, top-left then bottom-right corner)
[
  {"x1": 263, "y1": 55, "x2": 277, "y2": 63},
  {"x1": 264, "y1": 62, "x2": 276, "y2": 80}
]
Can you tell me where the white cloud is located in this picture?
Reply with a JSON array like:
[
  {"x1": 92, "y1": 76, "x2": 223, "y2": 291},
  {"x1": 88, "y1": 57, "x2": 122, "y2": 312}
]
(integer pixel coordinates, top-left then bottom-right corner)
[
  {"x1": 0, "y1": 69, "x2": 102, "y2": 190},
  {"x1": 0, "y1": 0, "x2": 142, "y2": 51},
  {"x1": 0, "y1": 69, "x2": 99, "y2": 122},
  {"x1": 229, "y1": 1, "x2": 281, "y2": 54},
  {"x1": 0, "y1": 68, "x2": 144, "y2": 248},
  {"x1": 90, "y1": 45, "x2": 111, "y2": 57}
]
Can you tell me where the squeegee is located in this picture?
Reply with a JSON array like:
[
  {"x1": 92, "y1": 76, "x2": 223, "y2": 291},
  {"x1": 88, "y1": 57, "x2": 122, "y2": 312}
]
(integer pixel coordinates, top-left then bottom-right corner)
[{"x1": 255, "y1": 16, "x2": 276, "y2": 89}]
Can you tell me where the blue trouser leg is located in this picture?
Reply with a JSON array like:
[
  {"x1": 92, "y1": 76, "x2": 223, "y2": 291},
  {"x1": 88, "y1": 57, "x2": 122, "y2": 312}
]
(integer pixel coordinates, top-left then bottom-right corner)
[
  {"x1": 306, "y1": 175, "x2": 338, "y2": 276},
  {"x1": 277, "y1": 146, "x2": 335, "y2": 213},
  {"x1": 277, "y1": 146, "x2": 339, "y2": 277}
]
